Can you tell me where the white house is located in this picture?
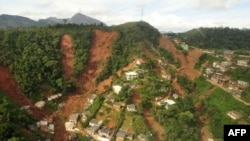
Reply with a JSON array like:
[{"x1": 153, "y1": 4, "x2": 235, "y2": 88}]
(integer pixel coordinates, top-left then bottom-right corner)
[
  {"x1": 125, "y1": 71, "x2": 138, "y2": 80},
  {"x1": 88, "y1": 94, "x2": 97, "y2": 104},
  {"x1": 89, "y1": 119, "x2": 103, "y2": 127},
  {"x1": 65, "y1": 122, "x2": 75, "y2": 131},
  {"x1": 237, "y1": 60, "x2": 249, "y2": 67},
  {"x1": 227, "y1": 111, "x2": 242, "y2": 120},
  {"x1": 35, "y1": 101, "x2": 46, "y2": 109},
  {"x1": 112, "y1": 85, "x2": 122, "y2": 94},
  {"x1": 127, "y1": 104, "x2": 136, "y2": 112},
  {"x1": 164, "y1": 99, "x2": 176, "y2": 105},
  {"x1": 47, "y1": 93, "x2": 62, "y2": 101}
]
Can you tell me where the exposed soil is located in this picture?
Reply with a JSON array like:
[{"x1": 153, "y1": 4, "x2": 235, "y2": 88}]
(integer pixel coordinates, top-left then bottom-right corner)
[
  {"x1": 79, "y1": 30, "x2": 118, "y2": 92},
  {"x1": 144, "y1": 109, "x2": 165, "y2": 141},
  {"x1": 195, "y1": 86, "x2": 216, "y2": 141},
  {"x1": 61, "y1": 34, "x2": 74, "y2": 80},
  {"x1": 159, "y1": 35, "x2": 203, "y2": 80},
  {"x1": 53, "y1": 30, "x2": 118, "y2": 140},
  {"x1": 0, "y1": 66, "x2": 47, "y2": 119}
]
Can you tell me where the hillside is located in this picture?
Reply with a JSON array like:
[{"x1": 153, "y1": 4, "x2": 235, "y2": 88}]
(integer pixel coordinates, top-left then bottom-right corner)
[
  {"x1": 0, "y1": 22, "x2": 249, "y2": 141},
  {"x1": 171, "y1": 27, "x2": 250, "y2": 50}
]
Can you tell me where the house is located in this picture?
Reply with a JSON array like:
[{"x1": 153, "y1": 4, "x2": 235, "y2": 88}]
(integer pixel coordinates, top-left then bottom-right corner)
[
  {"x1": 48, "y1": 124, "x2": 54, "y2": 134},
  {"x1": 116, "y1": 129, "x2": 127, "y2": 141},
  {"x1": 125, "y1": 71, "x2": 138, "y2": 80},
  {"x1": 20, "y1": 105, "x2": 32, "y2": 114},
  {"x1": 106, "y1": 94, "x2": 115, "y2": 103},
  {"x1": 39, "y1": 120, "x2": 48, "y2": 132},
  {"x1": 211, "y1": 72, "x2": 223, "y2": 83},
  {"x1": 47, "y1": 93, "x2": 62, "y2": 101},
  {"x1": 89, "y1": 119, "x2": 103, "y2": 127},
  {"x1": 83, "y1": 102, "x2": 91, "y2": 110},
  {"x1": 86, "y1": 125, "x2": 100, "y2": 135},
  {"x1": 98, "y1": 126, "x2": 113, "y2": 138},
  {"x1": 113, "y1": 102, "x2": 125, "y2": 110},
  {"x1": 127, "y1": 104, "x2": 136, "y2": 112},
  {"x1": 35, "y1": 101, "x2": 45, "y2": 109},
  {"x1": 237, "y1": 60, "x2": 249, "y2": 67},
  {"x1": 173, "y1": 93, "x2": 179, "y2": 99},
  {"x1": 88, "y1": 94, "x2": 97, "y2": 104},
  {"x1": 237, "y1": 80, "x2": 249, "y2": 88},
  {"x1": 112, "y1": 85, "x2": 122, "y2": 94},
  {"x1": 220, "y1": 61, "x2": 232, "y2": 72},
  {"x1": 69, "y1": 113, "x2": 79, "y2": 124},
  {"x1": 227, "y1": 111, "x2": 242, "y2": 120},
  {"x1": 82, "y1": 111, "x2": 91, "y2": 122},
  {"x1": 138, "y1": 134, "x2": 148, "y2": 141},
  {"x1": 164, "y1": 99, "x2": 176, "y2": 105},
  {"x1": 65, "y1": 122, "x2": 75, "y2": 131}
]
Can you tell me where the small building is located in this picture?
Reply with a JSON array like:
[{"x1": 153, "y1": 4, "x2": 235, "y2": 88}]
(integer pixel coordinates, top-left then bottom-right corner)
[
  {"x1": 164, "y1": 99, "x2": 176, "y2": 105},
  {"x1": 89, "y1": 119, "x2": 103, "y2": 127},
  {"x1": 65, "y1": 122, "x2": 75, "y2": 131},
  {"x1": 237, "y1": 80, "x2": 249, "y2": 88},
  {"x1": 127, "y1": 104, "x2": 136, "y2": 112},
  {"x1": 113, "y1": 102, "x2": 125, "y2": 109},
  {"x1": 48, "y1": 124, "x2": 54, "y2": 134},
  {"x1": 98, "y1": 126, "x2": 113, "y2": 138},
  {"x1": 173, "y1": 93, "x2": 179, "y2": 99},
  {"x1": 237, "y1": 60, "x2": 249, "y2": 67},
  {"x1": 69, "y1": 113, "x2": 79, "y2": 124},
  {"x1": 227, "y1": 111, "x2": 242, "y2": 120},
  {"x1": 35, "y1": 101, "x2": 46, "y2": 109},
  {"x1": 125, "y1": 71, "x2": 138, "y2": 80},
  {"x1": 86, "y1": 125, "x2": 100, "y2": 135},
  {"x1": 47, "y1": 93, "x2": 62, "y2": 101},
  {"x1": 116, "y1": 129, "x2": 127, "y2": 141},
  {"x1": 39, "y1": 120, "x2": 48, "y2": 132},
  {"x1": 112, "y1": 85, "x2": 122, "y2": 94}
]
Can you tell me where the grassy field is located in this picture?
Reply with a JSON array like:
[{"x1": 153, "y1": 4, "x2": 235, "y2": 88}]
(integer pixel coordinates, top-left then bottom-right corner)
[{"x1": 204, "y1": 88, "x2": 250, "y2": 139}]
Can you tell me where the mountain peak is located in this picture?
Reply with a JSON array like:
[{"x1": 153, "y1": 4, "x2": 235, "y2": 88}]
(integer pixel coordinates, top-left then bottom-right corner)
[{"x1": 69, "y1": 13, "x2": 105, "y2": 25}]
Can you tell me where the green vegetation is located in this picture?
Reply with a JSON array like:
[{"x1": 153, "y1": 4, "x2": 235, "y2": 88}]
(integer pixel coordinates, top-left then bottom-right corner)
[
  {"x1": 204, "y1": 88, "x2": 250, "y2": 139},
  {"x1": 195, "y1": 53, "x2": 219, "y2": 69},
  {"x1": 0, "y1": 89, "x2": 35, "y2": 141},
  {"x1": 172, "y1": 27, "x2": 250, "y2": 49},
  {"x1": 96, "y1": 21, "x2": 160, "y2": 84},
  {"x1": 241, "y1": 87, "x2": 250, "y2": 102},
  {"x1": 0, "y1": 25, "x2": 94, "y2": 99},
  {"x1": 226, "y1": 67, "x2": 250, "y2": 82},
  {"x1": 132, "y1": 115, "x2": 151, "y2": 135},
  {"x1": 177, "y1": 75, "x2": 195, "y2": 93},
  {"x1": 157, "y1": 47, "x2": 174, "y2": 63}
]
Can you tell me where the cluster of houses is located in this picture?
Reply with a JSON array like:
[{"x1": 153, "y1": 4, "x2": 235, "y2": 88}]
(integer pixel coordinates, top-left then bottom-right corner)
[{"x1": 204, "y1": 60, "x2": 249, "y2": 97}]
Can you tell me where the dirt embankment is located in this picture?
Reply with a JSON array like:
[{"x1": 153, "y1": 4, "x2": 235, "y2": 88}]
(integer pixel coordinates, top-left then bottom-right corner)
[
  {"x1": 0, "y1": 66, "x2": 46, "y2": 119},
  {"x1": 61, "y1": 34, "x2": 74, "y2": 80},
  {"x1": 80, "y1": 30, "x2": 118, "y2": 92}
]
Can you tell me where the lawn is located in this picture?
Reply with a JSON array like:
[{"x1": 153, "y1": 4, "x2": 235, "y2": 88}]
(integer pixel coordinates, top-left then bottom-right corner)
[{"x1": 121, "y1": 112, "x2": 133, "y2": 131}]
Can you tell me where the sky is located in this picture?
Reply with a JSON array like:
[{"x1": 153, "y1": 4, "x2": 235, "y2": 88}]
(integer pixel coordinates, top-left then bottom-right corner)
[{"x1": 0, "y1": 0, "x2": 250, "y2": 32}]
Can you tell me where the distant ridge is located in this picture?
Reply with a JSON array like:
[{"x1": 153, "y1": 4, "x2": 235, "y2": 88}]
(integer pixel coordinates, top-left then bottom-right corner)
[{"x1": 0, "y1": 13, "x2": 106, "y2": 28}]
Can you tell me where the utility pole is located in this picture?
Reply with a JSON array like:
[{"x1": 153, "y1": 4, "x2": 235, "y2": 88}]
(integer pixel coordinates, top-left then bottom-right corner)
[{"x1": 141, "y1": 8, "x2": 144, "y2": 21}]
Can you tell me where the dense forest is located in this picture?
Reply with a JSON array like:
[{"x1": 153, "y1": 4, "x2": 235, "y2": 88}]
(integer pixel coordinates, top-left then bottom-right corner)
[
  {"x1": 170, "y1": 27, "x2": 250, "y2": 49},
  {"x1": 0, "y1": 25, "x2": 95, "y2": 99},
  {"x1": 0, "y1": 89, "x2": 35, "y2": 141}
]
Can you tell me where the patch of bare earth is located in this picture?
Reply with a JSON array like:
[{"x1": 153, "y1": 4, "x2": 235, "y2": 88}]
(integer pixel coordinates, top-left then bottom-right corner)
[
  {"x1": 61, "y1": 34, "x2": 74, "y2": 80},
  {"x1": 80, "y1": 29, "x2": 118, "y2": 92},
  {"x1": 144, "y1": 109, "x2": 165, "y2": 141},
  {"x1": 53, "y1": 30, "x2": 118, "y2": 141},
  {"x1": 0, "y1": 66, "x2": 46, "y2": 119}
]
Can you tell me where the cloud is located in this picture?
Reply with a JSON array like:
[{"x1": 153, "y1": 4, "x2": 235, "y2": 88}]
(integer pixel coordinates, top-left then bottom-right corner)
[{"x1": 193, "y1": 0, "x2": 239, "y2": 9}]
